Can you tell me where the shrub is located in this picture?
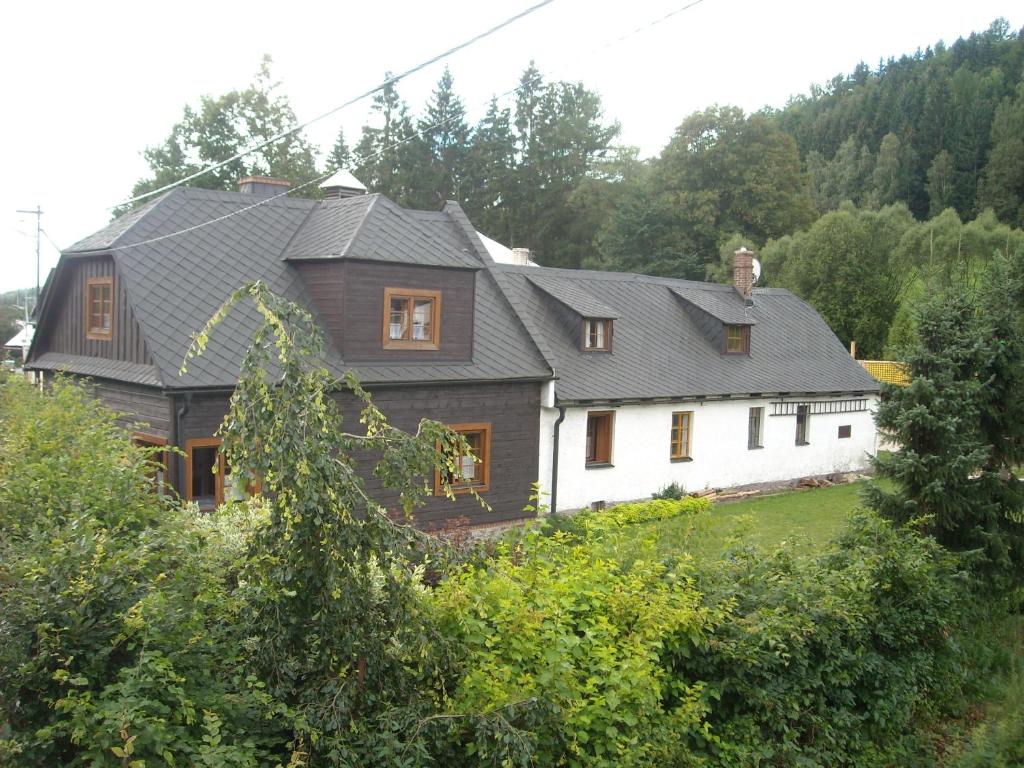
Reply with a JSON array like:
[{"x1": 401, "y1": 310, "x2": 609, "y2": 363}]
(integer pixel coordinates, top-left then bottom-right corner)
[
  {"x1": 432, "y1": 529, "x2": 716, "y2": 767},
  {"x1": 677, "y1": 511, "x2": 974, "y2": 766},
  {"x1": 0, "y1": 375, "x2": 287, "y2": 765},
  {"x1": 653, "y1": 481, "x2": 686, "y2": 500}
]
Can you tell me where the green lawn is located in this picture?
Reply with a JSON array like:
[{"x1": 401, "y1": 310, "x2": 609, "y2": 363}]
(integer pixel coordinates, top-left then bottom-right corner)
[{"x1": 598, "y1": 481, "x2": 873, "y2": 563}]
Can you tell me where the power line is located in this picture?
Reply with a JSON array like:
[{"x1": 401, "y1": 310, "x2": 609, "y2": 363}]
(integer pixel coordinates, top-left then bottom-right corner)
[
  {"x1": 107, "y1": 0, "x2": 710, "y2": 253},
  {"x1": 112, "y1": 0, "x2": 556, "y2": 210}
]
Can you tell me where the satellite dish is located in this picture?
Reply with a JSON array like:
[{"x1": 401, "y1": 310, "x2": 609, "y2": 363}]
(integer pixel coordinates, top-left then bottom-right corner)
[{"x1": 752, "y1": 257, "x2": 762, "y2": 284}]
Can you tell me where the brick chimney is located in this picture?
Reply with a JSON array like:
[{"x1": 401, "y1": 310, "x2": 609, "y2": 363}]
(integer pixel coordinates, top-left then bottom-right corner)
[
  {"x1": 733, "y1": 247, "x2": 755, "y2": 301},
  {"x1": 237, "y1": 176, "x2": 291, "y2": 196},
  {"x1": 511, "y1": 247, "x2": 531, "y2": 266}
]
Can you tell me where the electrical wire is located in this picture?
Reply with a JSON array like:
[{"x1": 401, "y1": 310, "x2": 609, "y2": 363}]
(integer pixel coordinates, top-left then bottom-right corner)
[
  {"x1": 107, "y1": 0, "x2": 711, "y2": 253},
  {"x1": 111, "y1": 0, "x2": 555, "y2": 210}
]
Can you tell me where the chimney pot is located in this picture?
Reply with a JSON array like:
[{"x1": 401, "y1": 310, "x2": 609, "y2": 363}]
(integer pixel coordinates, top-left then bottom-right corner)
[
  {"x1": 733, "y1": 247, "x2": 755, "y2": 301},
  {"x1": 237, "y1": 176, "x2": 291, "y2": 196},
  {"x1": 511, "y1": 247, "x2": 531, "y2": 266}
]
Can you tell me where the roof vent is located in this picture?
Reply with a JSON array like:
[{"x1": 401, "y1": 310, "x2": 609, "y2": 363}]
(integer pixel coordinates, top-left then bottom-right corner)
[
  {"x1": 512, "y1": 247, "x2": 531, "y2": 266},
  {"x1": 237, "y1": 176, "x2": 291, "y2": 196},
  {"x1": 320, "y1": 169, "x2": 367, "y2": 199}
]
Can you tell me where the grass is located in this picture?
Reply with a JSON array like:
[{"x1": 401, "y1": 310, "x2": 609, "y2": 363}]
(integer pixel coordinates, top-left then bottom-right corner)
[{"x1": 596, "y1": 481, "x2": 871, "y2": 564}]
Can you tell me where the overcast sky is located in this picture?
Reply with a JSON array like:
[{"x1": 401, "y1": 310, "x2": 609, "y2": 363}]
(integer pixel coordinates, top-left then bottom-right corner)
[{"x1": 2, "y1": 0, "x2": 1019, "y2": 294}]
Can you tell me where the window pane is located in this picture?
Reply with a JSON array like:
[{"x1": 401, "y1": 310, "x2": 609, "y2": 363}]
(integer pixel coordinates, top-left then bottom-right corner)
[
  {"x1": 412, "y1": 298, "x2": 433, "y2": 341},
  {"x1": 389, "y1": 297, "x2": 408, "y2": 340}
]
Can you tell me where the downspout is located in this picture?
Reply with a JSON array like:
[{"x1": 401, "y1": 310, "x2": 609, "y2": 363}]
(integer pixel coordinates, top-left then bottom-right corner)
[
  {"x1": 550, "y1": 405, "x2": 567, "y2": 515},
  {"x1": 174, "y1": 393, "x2": 192, "y2": 495}
]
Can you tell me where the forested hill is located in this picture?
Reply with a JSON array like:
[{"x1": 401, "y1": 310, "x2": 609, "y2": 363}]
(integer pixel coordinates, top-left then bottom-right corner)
[{"x1": 771, "y1": 19, "x2": 1024, "y2": 223}]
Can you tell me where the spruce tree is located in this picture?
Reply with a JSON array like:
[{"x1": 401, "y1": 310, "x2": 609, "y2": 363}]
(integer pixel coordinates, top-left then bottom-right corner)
[
  {"x1": 867, "y1": 258, "x2": 1024, "y2": 589},
  {"x1": 419, "y1": 66, "x2": 470, "y2": 204}
]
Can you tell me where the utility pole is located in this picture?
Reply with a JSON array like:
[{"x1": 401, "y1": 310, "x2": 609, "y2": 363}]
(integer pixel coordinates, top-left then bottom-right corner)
[{"x1": 16, "y1": 206, "x2": 42, "y2": 314}]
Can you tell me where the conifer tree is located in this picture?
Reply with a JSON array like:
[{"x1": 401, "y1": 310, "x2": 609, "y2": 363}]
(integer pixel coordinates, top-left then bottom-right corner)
[{"x1": 419, "y1": 66, "x2": 470, "y2": 204}]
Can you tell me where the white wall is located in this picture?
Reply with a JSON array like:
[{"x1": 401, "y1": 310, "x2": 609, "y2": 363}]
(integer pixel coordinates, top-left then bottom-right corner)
[{"x1": 538, "y1": 395, "x2": 878, "y2": 513}]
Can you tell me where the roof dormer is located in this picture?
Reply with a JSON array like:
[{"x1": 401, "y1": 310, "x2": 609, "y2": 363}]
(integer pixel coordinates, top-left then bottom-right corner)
[
  {"x1": 670, "y1": 285, "x2": 755, "y2": 355},
  {"x1": 526, "y1": 274, "x2": 618, "y2": 354}
]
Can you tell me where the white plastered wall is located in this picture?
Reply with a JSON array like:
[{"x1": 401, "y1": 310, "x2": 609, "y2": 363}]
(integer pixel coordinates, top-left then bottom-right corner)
[{"x1": 537, "y1": 394, "x2": 879, "y2": 513}]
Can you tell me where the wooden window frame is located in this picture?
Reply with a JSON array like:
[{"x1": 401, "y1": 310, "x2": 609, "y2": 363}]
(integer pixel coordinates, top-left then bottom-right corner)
[
  {"x1": 583, "y1": 318, "x2": 613, "y2": 352},
  {"x1": 133, "y1": 433, "x2": 169, "y2": 491},
  {"x1": 434, "y1": 423, "x2": 491, "y2": 495},
  {"x1": 585, "y1": 410, "x2": 615, "y2": 467},
  {"x1": 838, "y1": 424, "x2": 852, "y2": 439},
  {"x1": 724, "y1": 324, "x2": 750, "y2": 354},
  {"x1": 670, "y1": 410, "x2": 694, "y2": 461},
  {"x1": 85, "y1": 276, "x2": 114, "y2": 341},
  {"x1": 185, "y1": 437, "x2": 225, "y2": 510},
  {"x1": 747, "y1": 407, "x2": 764, "y2": 450},
  {"x1": 795, "y1": 405, "x2": 810, "y2": 446},
  {"x1": 383, "y1": 287, "x2": 441, "y2": 350}
]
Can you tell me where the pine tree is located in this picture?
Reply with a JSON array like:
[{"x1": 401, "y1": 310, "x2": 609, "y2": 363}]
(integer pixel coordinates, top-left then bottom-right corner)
[
  {"x1": 867, "y1": 259, "x2": 1024, "y2": 589},
  {"x1": 329, "y1": 127, "x2": 352, "y2": 170},
  {"x1": 419, "y1": 67, "x2": 470, "y2": 204}
]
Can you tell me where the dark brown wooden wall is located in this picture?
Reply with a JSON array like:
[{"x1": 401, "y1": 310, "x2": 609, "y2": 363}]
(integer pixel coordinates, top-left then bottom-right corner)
[
  {"x1": 38, "y1": 257, "x2": 151, "y2": 364},
  {"x1": 177, "y1": 381, "x2": 541, "y2": 527},
  {"x1": 82, "y1": 379, "x2": 173, "y2": 437},
  {"x1": 295, "y1": 260, "x2": 476, "y2": 362}
]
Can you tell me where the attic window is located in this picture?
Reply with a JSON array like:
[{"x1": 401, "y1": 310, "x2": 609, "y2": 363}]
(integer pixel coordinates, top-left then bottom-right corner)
[
  {"x1": 584, "y1": 319, "x2": 612, "y2": 352},
  {"x1": 85, "y1": 276, "x2": 113, "y2": 341},
  {"x1": 725, "y1": 324, "x2": 749, "y2": 354},
  {"x1": 383, "y1": 287, "x2": 441, "y2": 350}
]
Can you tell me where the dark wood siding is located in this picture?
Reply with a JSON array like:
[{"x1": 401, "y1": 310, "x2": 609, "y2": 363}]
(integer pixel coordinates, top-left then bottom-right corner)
[
  {"x1": 86, "y1": 380, "x2": 173, "y2": 437},
  {"x1": 293, "y1": 261, "x2": 345, "y2": 349},
  {"x1": 295, "y1": 260, "x2": 476, "y2": 362},
  {"x1": 340, "y1": 381, "x2": 540, "y2": 527},
  {"x1": 176, "y1": 380, "x2": 541, "y2": 527},
  {"x1": 37, "y1": 257, "x2": 151, "y2": 364}
]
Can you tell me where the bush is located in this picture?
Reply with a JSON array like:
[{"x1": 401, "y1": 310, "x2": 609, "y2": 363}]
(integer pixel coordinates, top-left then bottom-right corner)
[
  {"x1": 653, "y1": 481, "x2": 686, "y2": 500},
  {"x1": 432, "y1": 529, "x2": 716, "y2": 767},
  {"x1": 0, "y1": 376, "x2": 287, "y2": 765},
  {"x1": 434, "y1": 498, "x2": 980, "y2": 767}
]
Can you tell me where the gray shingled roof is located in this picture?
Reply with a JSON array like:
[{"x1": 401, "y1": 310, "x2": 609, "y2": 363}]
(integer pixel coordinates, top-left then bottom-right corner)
[
  {"x1": 493, "y1": 265, "x2": 879, "y2": 403},
  {"x1": 526, "y1": 274, "x2": 619, "y2": 318},
  {"x1": 29, "y1": 352, "x2": 163, "y2": 387},
  {"x1": 39, "y1": 187, "x2": 550, "y2": 390},
  {"x1": 670, "y1": 284, "x2": 755, "y2": 325},
  {"x1": 283, "y1": 194, "x2": 480, "y2": 268}
]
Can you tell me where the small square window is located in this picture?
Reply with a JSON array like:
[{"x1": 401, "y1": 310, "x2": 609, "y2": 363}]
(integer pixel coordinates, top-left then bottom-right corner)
[
  {"x1": 586, "y1": 411, "x2": 614, "y2": 466},
  {"x1": 838, "y1": 424, "x2": 852, "y2": 439},
  {"x1": 435, "y1": 423, "x2": 491, "y2": 494},
  {"x1": 725, "y1": 324, "x2": 749, "y2": 354},
  {"x1": 383, "y1": 288, "x2": 441, "y2": 349},
  {"x1": 85, "y1": 276, "x2": 114, "y2": 340},
  {"x1": 671, "y1": 411, "x2": 693, "y2": 460},
  {"x1": 584, "y1": 319, "x2": 612, "y2": 351}
]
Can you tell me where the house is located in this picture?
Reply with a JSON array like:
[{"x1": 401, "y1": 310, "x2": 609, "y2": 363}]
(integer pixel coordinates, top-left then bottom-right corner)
[
  {"x1": 26, "y1": 175, "x2": 551, "y2": 528},
  {"x1": 4, "y1": 321, "x2": 34, "y2": 364},
  {"x1": 493, "y1": 249, "x2": 880, "y2": 512},
  {"x1": 27, "y1": 176, "x2": 879, "y2": 523}
]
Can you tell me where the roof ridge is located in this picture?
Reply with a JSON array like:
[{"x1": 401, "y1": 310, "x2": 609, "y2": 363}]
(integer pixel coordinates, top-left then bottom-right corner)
[{"x1": 340, "y1": 194, "x2": 382, "y2": 258}]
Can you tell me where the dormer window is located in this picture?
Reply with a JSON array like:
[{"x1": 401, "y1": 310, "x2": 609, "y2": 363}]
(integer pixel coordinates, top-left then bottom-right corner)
[
  {"x1": 383, "y1": 287, "x2": 441, "y2": 350},
  {"x1": 584, "y1": 319, "x2": 612, "y2": 352},
  {"x1": 85, "y1": 277, "x2": 113, "y2": 341},
  {"x1": 725, "y1": 324, "x2": 749, "y2": 354}
]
